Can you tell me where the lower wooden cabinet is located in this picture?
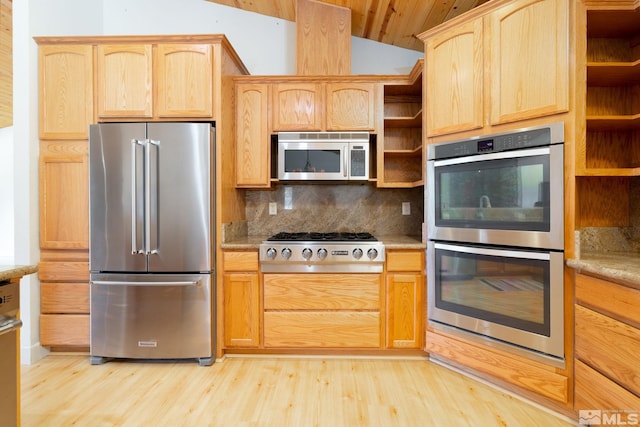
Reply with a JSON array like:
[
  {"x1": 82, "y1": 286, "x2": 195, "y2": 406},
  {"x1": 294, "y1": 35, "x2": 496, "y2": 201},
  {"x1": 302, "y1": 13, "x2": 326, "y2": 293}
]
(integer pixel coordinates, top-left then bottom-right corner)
[
  {"x1": 38, "y1": 258, "x2": 90, "y2": 348},
  {"x1": 222, "y1": 251, "x2": 261, "y2": 348},
  {"x1": 263, "y1": 273, "x2": 382, "y2": 348},
  {"x1": 574, "y1": 273, "x2": 640, "y2": 412},
  {"x1": 386, "y1": 250, "x2": 424, "y2": 349}
]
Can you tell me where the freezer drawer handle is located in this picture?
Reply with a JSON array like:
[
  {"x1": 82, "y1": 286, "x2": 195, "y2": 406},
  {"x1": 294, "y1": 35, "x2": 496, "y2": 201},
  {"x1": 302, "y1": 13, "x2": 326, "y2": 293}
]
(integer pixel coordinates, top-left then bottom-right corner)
[
  {"x1": 92, "y1": 280, "x2": 200, "y2": 287},
  {"x1": 0, "y1": 317, "x2": 22, "y2": 336}
]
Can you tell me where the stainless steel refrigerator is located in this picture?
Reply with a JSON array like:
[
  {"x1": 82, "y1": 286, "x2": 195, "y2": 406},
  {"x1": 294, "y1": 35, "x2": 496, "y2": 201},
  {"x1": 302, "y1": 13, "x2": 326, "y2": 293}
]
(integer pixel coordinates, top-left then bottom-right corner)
[{"x1": 89, "y1": 122, "x2": 215, "y2": 366}]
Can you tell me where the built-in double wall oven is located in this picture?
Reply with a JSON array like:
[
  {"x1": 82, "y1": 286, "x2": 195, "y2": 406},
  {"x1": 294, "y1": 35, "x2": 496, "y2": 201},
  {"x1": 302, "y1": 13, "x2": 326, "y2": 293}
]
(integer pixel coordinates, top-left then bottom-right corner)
[{"x1": 426, "y1": 122, "x2": 565, "y2": 365}]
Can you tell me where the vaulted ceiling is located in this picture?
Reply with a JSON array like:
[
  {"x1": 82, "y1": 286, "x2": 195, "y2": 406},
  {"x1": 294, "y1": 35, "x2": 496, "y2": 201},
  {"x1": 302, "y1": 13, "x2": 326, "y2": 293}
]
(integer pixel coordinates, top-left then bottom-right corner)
[{"x1": 205, "y1": 0, "x2": 490, "y2": 52}]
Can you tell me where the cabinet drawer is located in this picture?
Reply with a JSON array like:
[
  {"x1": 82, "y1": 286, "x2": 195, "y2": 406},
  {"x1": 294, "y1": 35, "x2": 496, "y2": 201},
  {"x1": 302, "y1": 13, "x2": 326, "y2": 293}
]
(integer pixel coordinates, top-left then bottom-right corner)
[
  {"x1": 575, "y1": 360, "x2": 640, "y2": 411},
  {"x1": 264, "y1": 274, "x2": 380, "y2": 310},
  {"x1": 264, "y1": 312, "x2": 380, "y2": 347},
  {"x1": 38, "y1": 261, "x2": 89, "y2": 282},
  {"x1": 575, "y1": 273, "x2": 640, "y2": 326},
  {"x1": 222, "y1": 251, "x2": 259, "y2": 271},
  {"x1": 386, "y1": 251, "x2": 424, "y2": 271},
  {"x1": 575, "y1": 305, "x2": 640, "y2": 395},
  {"x1": 40, "y1": 314, "x2": 89, "y2": 347},
  {"x1": 41, "y1": 282, "x2": 89, "y2": 314}
]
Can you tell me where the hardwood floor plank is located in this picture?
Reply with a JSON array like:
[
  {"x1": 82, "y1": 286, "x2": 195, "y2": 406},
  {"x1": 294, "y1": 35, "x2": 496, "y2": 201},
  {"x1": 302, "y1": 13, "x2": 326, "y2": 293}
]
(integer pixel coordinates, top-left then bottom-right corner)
[{"x1": 21, "y1": 355, "x2": 575, "y2": 426}]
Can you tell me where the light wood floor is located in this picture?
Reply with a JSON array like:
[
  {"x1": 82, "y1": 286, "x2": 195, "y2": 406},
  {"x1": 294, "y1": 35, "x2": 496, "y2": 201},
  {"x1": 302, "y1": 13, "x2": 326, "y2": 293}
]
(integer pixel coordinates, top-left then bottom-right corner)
[{"x1": 21, "y1": 355, "x2": 576, "y2": 426}]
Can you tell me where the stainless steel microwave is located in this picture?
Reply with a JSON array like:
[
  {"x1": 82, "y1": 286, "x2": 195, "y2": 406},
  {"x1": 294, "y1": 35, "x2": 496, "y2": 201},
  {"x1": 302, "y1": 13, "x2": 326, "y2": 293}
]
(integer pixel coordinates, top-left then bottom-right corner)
[{"x1": 277, "y1": 132, "x2": 370, "y2": 181}]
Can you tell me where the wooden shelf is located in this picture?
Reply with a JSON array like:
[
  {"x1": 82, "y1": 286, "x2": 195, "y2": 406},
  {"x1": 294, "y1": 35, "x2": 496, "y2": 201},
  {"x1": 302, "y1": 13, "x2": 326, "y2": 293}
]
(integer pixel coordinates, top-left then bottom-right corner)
[
  {"x1": 384, "y1": 110, "x2": 422, "y2": 128},
  {"x1": 576, "y1": 167, "x2": 640, "y2": 177},
  {"x1": 587, "y1": 61, "x2": 640, "y2": 86},
  {"x1": 586, "y1": 114, "x2": 640, "y2": 131},
  {"x1": 383, "y1": 146, "x2": 422, "y2": 157}
]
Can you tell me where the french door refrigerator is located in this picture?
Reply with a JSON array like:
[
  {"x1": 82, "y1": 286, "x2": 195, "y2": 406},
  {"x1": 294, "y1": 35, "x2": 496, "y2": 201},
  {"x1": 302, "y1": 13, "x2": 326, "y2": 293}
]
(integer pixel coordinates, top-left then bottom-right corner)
[{"x1": 89, "y1": 122, "x2": 215, "y2": 366}]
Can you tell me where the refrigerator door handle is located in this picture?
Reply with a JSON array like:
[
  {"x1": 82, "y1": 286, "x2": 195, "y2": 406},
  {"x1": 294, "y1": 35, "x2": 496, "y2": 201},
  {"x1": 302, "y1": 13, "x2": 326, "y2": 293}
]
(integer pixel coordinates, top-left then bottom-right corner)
[
  {"x1": 131, "y1": 139, "x2": 145, "y2": 254},
  {"x1": 147, "y1": 139, "x2": 160, "y2": 255},
  {"x1": 92, "y1": 280, "x2": 200, "y2": 287}
]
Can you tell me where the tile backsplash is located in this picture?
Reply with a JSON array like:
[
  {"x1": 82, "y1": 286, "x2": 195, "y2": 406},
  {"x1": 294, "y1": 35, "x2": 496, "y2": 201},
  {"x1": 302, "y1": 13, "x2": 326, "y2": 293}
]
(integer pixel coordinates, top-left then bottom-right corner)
[{"x1": 245, "y1": 183, "x2": 424, "y2": 237}]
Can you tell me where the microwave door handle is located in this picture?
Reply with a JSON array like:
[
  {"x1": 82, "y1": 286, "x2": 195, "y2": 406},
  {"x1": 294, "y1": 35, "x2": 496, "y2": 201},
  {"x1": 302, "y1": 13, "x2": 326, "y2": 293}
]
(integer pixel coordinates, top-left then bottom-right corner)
[{"x1": 343, "y1": 145, "x2": 348, "y2": 177}]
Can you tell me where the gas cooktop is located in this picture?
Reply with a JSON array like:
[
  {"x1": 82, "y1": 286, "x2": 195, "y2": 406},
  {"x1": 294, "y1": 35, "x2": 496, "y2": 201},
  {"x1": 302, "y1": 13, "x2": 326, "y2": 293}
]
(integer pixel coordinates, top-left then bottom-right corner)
[{"x1": 266, "y1": 231, "x2": 377, "y2": 242}]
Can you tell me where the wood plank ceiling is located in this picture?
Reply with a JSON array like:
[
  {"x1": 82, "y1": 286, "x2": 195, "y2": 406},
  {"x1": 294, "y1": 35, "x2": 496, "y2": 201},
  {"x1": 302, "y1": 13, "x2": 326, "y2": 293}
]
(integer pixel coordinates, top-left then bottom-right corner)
[{"x1": 205, "y1": 0, "x2": 490, "y2": 52}]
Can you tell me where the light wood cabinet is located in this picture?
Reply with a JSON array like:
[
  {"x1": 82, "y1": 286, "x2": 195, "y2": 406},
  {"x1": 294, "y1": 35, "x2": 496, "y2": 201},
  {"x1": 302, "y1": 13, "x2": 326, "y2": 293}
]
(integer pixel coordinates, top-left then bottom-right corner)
[
  {"x1": 386, "y1": 250, "x2": 424, "y2": 349},
  {"x1": 574, "y1": 273, "x2": 640, "y2": 411},
  {"x1": 425, "y1": 18, "x2": 483, "y2": 136},
  {"x1": 487, "y1": 0, "x2": 568, "y2": 125},
  {"x1": 380, "y1": 60, "x2": 423, "y2": 187},
  {"x1": 39, "y1": 140, "x2": 89, "y2": 250},
  {"x1": 263, "y1": 273, "x2": 382, "y2": 348},
  {"x1": 155, "y1": 44, "x2": 213, "y2": 118},
  {"x1": 97, "y1": 44, "x2": 153, "y2": 118},
  {"x1": 423, "y1": 0, "x2": 569, "y2": 137},
  {"x1": 272, "y1": 83, "x2": 323, "y2": 131},
  {"x1": 96, "y1": 43, "x2": 213, "y2": 119},
  {"x1": 38, "y1": 45, "x2": 93, "y2": 139},
  {"x1": 222, "y1": 251, "x2": 261, "y2": 348},
  {"x1": 235, "y1": 83, "x2": 271, "y2": 187},
  {"x1": 325, "y1": 82, "x2": 377, "y2": 131}
]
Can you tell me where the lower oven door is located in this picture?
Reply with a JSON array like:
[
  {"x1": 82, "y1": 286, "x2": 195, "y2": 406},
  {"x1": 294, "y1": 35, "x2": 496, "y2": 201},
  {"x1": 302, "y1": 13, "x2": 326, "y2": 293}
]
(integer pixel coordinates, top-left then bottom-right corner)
[{"x1": 427, "y1": 241, "x2": 564, "y2": 361}]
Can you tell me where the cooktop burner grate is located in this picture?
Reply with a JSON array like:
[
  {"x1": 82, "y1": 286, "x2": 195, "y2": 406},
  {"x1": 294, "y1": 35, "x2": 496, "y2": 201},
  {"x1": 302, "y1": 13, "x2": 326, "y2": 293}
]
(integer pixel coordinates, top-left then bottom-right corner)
[{"x1": 267, "y1": 231, "x2": 377, "y2": 242}]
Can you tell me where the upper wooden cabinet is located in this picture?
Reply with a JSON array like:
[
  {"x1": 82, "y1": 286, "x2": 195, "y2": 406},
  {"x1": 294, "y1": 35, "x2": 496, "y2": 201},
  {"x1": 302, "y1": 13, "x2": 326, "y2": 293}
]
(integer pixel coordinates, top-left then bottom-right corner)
[
  {"x1": 39, "y1": 45, "x2": 94, "y2": 139},
  {"x1": 422, "y1": 0, "x2": 569, "y2": 137},
  {"x1": 325, "y1": 83, "x2": 377, "y2": 131},
  {"x1": 271, "y1": 82, "x2": 376, "y2": 132},
  {"x1": 487, "y1": 0, "x2": 568, "y2": 125},
  {"x1": 425, "y1": 18, "x2": 483, "y2": 136},
  {"x1": 272, "y1": 83, "x2": 323, "y2": 131},
  {"x1": 97, "y1": 44, "x2": 153, "y2": 118},
  {"x1": 235, "y1": 83, "x2": 271, "y2": 188},
  {"x1": 96, "y1": 43, "x2": 213, "y2": 119}
]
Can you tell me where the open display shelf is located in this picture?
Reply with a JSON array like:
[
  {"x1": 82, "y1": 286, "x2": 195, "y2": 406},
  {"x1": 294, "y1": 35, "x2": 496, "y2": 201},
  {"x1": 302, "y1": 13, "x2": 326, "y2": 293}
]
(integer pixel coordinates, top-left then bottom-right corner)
[{"x1": 380, "y1": 60, "x2": 423, "y2": 187}]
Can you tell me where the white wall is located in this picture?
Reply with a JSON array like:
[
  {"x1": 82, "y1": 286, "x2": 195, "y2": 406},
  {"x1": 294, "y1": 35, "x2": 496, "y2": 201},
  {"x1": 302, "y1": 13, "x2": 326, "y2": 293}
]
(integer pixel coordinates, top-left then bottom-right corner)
[
  {"x1": 0, "y1": 127, "x2": 13, "y2": 264},
  {"x1": 101, "y1": 0, "x2": 423, "y2": 75},
  {"x1": 15, "y1": 0, "x2": 422, "y2": 364}
]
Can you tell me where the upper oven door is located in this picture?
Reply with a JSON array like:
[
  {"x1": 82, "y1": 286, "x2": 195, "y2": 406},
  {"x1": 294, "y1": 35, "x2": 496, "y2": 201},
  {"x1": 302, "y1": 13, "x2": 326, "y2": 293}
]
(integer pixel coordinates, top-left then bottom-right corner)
[
  {"x1": 278, "y1": 142, "x2": 347, "y2": 180},
  {"x1": 427, "y1": 144, "x2": 563, "y2": 250}
]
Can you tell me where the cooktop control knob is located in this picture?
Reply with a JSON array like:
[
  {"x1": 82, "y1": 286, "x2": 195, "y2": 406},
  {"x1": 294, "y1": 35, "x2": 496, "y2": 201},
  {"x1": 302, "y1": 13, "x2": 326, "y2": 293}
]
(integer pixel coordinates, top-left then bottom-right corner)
[
  {"x1": 367, "y1": 248, "x2": 379, "y2": 260},
  {"x1": 281, "y1": 248, "x2": 292, "y2": 259},
  {"x1": 302, "y1": 247, "x2": 313, "y2": 260},
  {"x1": 352, "y1": 248, "x2": 363, "y2": 259},
  {"x1": 317, "y1": 248, "x2": 328, "y2": 260},
  {"x1": 266, "y1": 247, "x2": 277, "y2": 259}
]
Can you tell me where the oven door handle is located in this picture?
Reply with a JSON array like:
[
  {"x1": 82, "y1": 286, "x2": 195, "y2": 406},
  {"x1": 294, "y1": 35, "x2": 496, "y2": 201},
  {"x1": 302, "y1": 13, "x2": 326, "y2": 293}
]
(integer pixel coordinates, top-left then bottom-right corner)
[
  {"x1": 433, "y1": 242, "x2": 551, "y2": 260},
  {"x1": 433, "y1": 147, "x2": 550, "y2": 167},
  {"x1": 0, "y1": 317, "x2": 22, "y2": 336}
]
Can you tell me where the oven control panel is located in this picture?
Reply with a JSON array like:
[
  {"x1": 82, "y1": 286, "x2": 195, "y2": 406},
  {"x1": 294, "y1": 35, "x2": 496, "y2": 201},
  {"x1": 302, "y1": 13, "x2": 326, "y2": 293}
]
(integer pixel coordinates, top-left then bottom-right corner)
[{"x1": 429, "y1": 122, "x2": 564, "y2": 160}]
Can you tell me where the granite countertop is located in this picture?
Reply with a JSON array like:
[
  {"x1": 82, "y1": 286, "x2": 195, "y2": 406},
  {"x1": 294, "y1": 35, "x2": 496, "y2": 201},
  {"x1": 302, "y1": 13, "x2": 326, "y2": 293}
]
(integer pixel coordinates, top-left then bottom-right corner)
[
  {"x1": 0, "y1": 265, "x2": 39, "y2": 282},
  {"x1": 221, "y1": 235, "x2": 425, "y2": 250},
  {"x1": 566, "y1": 252, "x2": 640, "y2": 289}
]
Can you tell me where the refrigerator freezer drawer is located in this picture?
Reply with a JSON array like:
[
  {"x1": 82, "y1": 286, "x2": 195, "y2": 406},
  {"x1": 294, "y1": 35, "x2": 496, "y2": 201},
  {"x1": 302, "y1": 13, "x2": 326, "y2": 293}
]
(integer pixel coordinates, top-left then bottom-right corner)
[{"x1": 90, "y1": 273, "x2": 213, "y2": 365}]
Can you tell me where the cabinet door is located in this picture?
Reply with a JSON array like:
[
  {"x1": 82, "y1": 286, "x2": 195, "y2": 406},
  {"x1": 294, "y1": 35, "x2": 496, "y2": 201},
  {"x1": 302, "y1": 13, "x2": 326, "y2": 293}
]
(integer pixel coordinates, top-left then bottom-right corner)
[
  {"x1": 387, "y1": 273, "x2": 423, "y2": 349},
  {"x1": 39, "y1": 140, "x2": 89, "y2": 250},
  {"x1": 39, "y1": 45, "x2": 93, "y2": 139},
  {"x1": 155, "y1": 44, "x2": 213, "y2": 118},
  {"x1": 272, "y1": 83, "x2": 323, "y2": 131},
  {"x1": 235, "y1": 84, "x2": 271, "y2": 187},
  {"x1": 223, "y1": 273, "x2": 260, "y2": 348},
  {"x1": 425, "y1": 18, "x2": 483, "y2": 137},
  {"x1": 488, "y1": 0, "x2": 568, "y2": 124},
  {"x1": 96, "y1": 44, "x2": 152, "y2": 118},
  {"x1": 325, "y1": 83, "x2": 376, "y2": 131}
]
